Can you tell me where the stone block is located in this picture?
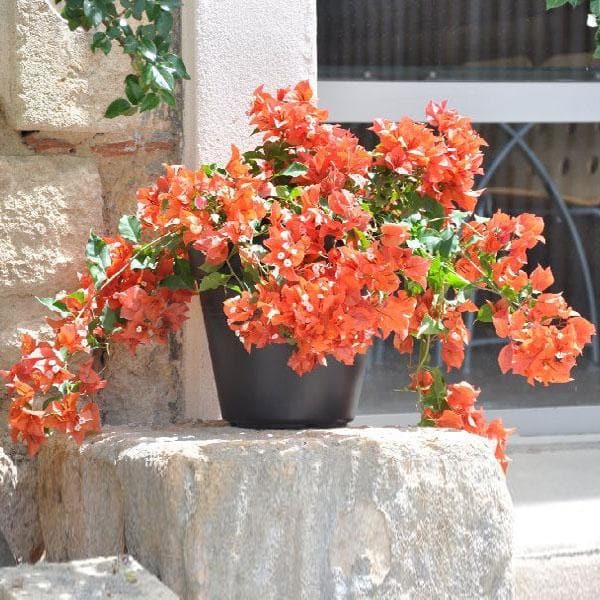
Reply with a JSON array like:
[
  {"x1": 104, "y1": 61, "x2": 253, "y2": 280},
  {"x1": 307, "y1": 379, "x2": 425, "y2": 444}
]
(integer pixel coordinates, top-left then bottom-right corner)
[
  {"x1": 0, "y1": 443, "x2": 43, "y2": 564},
  {"x1": 0, "y1": 155, "x2": 103, "y2": 367},
  {"x1": 0, "y1": 555, "x2": 178, "y2": 599},
  {"x1": 37, "y1": 426, "x2": 514, "y2": 599},
  {"x1": 0, "y1": 0, "x2": 159, "y2": 133}
]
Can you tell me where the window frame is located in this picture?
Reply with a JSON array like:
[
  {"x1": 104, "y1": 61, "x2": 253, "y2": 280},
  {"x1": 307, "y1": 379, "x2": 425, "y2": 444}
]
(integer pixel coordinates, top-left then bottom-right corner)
[
  {"x1": 318, "y1": 79, "x2": 600, "y2": 433},
  {"x1": 318, "y1": 80, "x2": 600, "y2": 123}
]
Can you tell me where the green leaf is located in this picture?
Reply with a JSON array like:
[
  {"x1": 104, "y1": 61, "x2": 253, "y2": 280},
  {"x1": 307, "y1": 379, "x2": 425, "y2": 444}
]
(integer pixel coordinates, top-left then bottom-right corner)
[
  {"x1": 83, "y1": 0, "x2": 104, "y2": 26},
  {"x1": 105, "y1": 98, "x2": 133, "y2": 118},
  {"x1": 158, "y1": 89, "x2": 176, "y2": 107},
  {"x1": 67, "y1": 289, "x2": 86, "y2": 304},
  {"x1": 592, "y1": 0, "x2": 600, "y2": 13},
  {"x1": 155, "y1": 10, "x2": 173, "y2": 37},
  {"x1": 91, "y1": 31, "x2": 112, "y2": 55},
  {"x1": 163, "y1": 53, "x2": 190, "y2": 79},
  {"x1": 131, "y1": 253, "x2": 157, "y2": 270},
  {"x1": 85, "y1": 232, "x2": 111, "y2": 288},
  {"x1": 132, "y1": 0, "x2": 146, "y2": 19},
  {"x1": 149, "y1": 64, "x2": 174, "y2": 91},
  {"x1": 476, "y1": 303, "x2": 494, "y2": 323},
  {"x1": 198, "y1": 271, "x2": 231, "y2": 292},
  {"x1": 281, "y1": 162, "x2": 308, "y2": 177},
  {"x1": 125, "y1": 75, "x2": 144, "y2": 104},
  {"x1": 416, "y1": 314, "x2": 445, "y2": 338},
  {"x1": 160, "y1": 258, "x2": 196, "y2": 290},
  {"x1": 445, "y1": 271, "x2": 470, "y2": 290},
  {"x1": 138, "y1": 37, "x2": 157, "y2": 61},
  {"x1": 118, "y1": 215, "x2": 142, "y2": 243},
  {"x1": 36, "y1": 297, "x2": 70, "y2": 318},
  {"x1": 100, "y1": 304, "x2": 121, "y2": 334},
  {"x1": 158, "y1": 0, "x2": 180, "y2": 10},
  {"x1": 438, "y1": 229, "x2": 458, "y2": 258},
  {"x1": 139, "y1": 92, "x2": 161, "y2": 112}
]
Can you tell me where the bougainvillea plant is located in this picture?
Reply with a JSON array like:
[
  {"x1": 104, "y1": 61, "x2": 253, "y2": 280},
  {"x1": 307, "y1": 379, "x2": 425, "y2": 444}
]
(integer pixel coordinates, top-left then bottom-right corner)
[{"x1": 2, "y1": 82, "x2": 595, "y2": 471}]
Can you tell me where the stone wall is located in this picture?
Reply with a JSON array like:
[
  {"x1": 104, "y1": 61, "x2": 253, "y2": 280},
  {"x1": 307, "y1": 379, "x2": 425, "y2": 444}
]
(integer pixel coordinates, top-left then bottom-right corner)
[
  {"x1": 0, "y1": 1, "x2": 182, "y2": 562},
  {"x1": 36, "y1": 427, "x2": 515, "y2": 600}
]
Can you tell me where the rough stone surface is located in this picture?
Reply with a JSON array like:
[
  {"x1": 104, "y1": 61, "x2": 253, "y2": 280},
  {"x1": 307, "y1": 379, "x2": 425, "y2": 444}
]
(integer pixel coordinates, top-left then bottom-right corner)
[
  {"x1": 0, "y1": 555, "x2": 178, "y2": 599},
  {"x1": 0, "y1": 408, "x2": 44, "y2": 565},
  {"x1": 0, "y1": 155, "x2": 103, "y2": 296},
  {"x1": 180, "y1": 0, "x2": 318, "y2": 419},
  {"x1": 0, "y1": 155, "x2": 103, "y2": 368},
  {"x1": 0, "y1": 0, "x2": 159, "y2": 133},
  {"x1": 37, "y1": 426, "x2": 514, "y2": 599}
]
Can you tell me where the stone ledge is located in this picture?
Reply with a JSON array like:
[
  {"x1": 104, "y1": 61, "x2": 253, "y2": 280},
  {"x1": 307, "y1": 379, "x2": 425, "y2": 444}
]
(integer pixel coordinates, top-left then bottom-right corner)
[
  {"x1": 37, "y1": 426, "x2": 514, "y2": 599},
  {"x1": 0, "y1": 555, "x2": 178, "y2": 599}
]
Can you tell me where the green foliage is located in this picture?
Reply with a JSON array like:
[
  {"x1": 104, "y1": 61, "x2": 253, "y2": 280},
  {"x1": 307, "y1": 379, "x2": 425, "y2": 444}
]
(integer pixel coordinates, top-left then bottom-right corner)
[
  {"x1": 197, "y1": 271, "x2": 231, "y2": 292},
  {"x1": 55, "y1": 0, "x2": 190, "y2": 117},
  {"x1": 546, "y1": 0, "x2": 600, "y2": 57},
  {"x1": 160, "y1": 257, "x2": 196, "y2": 290},
  {"x1": 281, "y1": 162, "x2": 309, "y2": 178},
  {"x1": 85, "y1": 232, "x2": 112, "y2": 287},
  {"x1": 118, "y1": 215, "x2": 142, "y2": 243}
]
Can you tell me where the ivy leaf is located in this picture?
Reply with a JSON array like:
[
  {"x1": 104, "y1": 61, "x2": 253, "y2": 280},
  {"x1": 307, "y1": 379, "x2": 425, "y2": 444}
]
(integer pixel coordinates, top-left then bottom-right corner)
[
  {"x1": 138, "y1": 37, "x2": 157, "y2": 61},
  {"x1": 163, "y1": 53, "x2": 190, "y2": 79},
  {"x1": 149, "y1": 64, "x2": 174, "y2": 91},
  {"x1": 139, "y1": 92, "x2": 161, "y2": 113},
  {"x1": 132, "y1": 0, "x2": 146, "y2": 19},
  {"x1": 85, "y1": 232, "x2": 111, "y2": 288},
  {"x1": 198, "y1": 271, "x2": 231, "y2": 292},
  {"x1": 118, "y1": 215, "x2": 142, "y2": 243},
  {"x1": 92, "y1": 32, "x2": 112, "y2": 55},
  {"x1": 125, "y1": 75, "x2": 144, "y2": 105},
  {"x1": 155, "y1": 10, "x2": 173, "y2": 37},
  {"x1": 281, "y1": 162, "x2": 308, "y2": 177},
  {"x1": 83, "y1": 0, "x2": 104, "y2": 27},
  {"x1": 105, "y1": 98, "x2": 134, "y2": 118}
]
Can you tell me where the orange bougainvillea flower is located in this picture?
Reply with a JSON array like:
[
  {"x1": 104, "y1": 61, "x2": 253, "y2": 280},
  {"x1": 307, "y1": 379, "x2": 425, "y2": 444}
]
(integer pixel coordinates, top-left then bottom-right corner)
[{"x1": 1, "y1": 81, "x2": 594, "y2": 472}]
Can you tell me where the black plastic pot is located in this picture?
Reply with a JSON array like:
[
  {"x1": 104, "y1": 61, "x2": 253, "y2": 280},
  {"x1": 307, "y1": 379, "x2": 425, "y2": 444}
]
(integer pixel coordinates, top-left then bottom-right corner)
[{"x1": 189, "y1": 250, "x2": 366, "y2": 429}]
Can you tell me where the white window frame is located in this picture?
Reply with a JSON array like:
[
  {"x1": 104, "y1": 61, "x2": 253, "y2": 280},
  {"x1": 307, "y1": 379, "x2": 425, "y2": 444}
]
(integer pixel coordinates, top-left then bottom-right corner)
[
  {"x1": 319, "y1": 78, "x2": 600, "y2": 435},
  {"x1": 319, "y1": 81, "x2": 600, "y2": 123}
]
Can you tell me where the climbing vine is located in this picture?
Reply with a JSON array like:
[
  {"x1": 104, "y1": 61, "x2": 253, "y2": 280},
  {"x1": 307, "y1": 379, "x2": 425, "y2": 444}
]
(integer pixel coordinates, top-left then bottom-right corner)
[{"x1": 55, "y1": 0, "x2": 189, "y2": 117}]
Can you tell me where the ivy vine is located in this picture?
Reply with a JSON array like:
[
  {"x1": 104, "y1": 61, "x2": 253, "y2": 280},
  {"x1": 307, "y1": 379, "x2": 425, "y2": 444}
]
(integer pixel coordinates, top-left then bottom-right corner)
[
  {"x1": 546, "y1": 0, "x2": 600, "y2": 57},
  {"x1": 55, "y1": 0, "x2": 190, "y2": 118}
]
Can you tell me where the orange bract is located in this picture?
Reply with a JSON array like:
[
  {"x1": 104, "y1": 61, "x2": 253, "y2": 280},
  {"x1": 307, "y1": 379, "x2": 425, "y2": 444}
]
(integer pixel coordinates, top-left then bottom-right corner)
[{"x1": 1, "y1": 81, "x2": 594, "y2": 473}]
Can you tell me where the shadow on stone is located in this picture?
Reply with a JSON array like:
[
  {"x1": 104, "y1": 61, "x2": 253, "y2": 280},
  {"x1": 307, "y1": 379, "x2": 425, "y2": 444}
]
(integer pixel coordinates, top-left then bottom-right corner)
[{"x1": 0, "y1": 531, "x2": 15, "y2": 567}]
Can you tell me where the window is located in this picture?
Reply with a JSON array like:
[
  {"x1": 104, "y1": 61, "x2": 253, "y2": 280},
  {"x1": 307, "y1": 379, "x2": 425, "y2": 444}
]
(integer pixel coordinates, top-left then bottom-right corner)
[{"x1": 317, "y1": 1, "x2": 600, "y2": 434}]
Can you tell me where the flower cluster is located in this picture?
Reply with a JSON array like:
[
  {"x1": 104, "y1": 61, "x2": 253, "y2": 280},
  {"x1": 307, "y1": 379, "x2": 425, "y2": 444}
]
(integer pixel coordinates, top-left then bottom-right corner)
[{"x1": 2, "y1": 81, "x2": 594, "y2": 472}]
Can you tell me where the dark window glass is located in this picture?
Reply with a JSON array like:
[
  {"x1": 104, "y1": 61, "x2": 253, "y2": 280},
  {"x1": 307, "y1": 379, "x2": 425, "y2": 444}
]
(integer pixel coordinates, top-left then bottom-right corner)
[
  {"x1": 318, "y1": 0, "x2": 600, "y2": 82},
  {"x1": 343, "y1": 123, "x2": 600, "y2": 413}
]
